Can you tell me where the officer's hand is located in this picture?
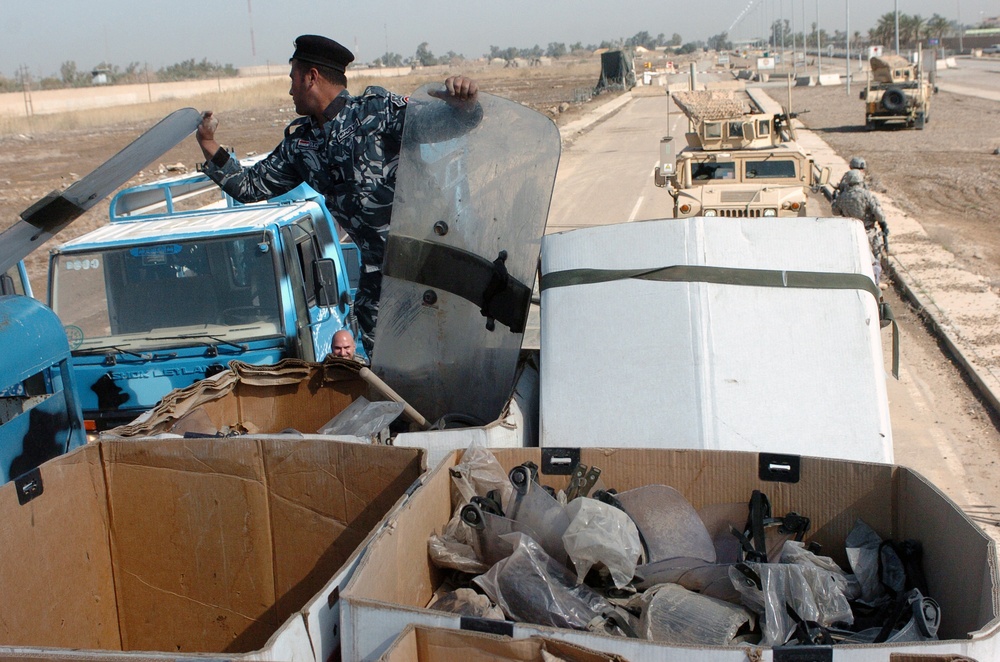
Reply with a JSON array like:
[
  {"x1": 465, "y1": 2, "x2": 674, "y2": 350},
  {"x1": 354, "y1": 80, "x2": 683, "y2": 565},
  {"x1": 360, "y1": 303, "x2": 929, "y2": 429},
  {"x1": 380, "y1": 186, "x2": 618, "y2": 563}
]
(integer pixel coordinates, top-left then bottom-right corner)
[
  {"x1": 197, "y1": 111, "x2": 218, "y2": 142},
  {"x1": 431, "y1": 76, "x2": 479, "y2": 107}
]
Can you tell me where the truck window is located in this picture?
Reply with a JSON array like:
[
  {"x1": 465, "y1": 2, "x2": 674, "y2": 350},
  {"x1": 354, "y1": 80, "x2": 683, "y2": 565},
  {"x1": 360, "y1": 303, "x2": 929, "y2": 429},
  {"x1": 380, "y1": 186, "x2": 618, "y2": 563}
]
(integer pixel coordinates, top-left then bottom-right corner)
[
  {"x1": 50, "y1": 235, "x2": 282, "y2": 352},
  {"x1": 727, "y1": 121, "x2": 744, "y2": 139},
  {"x1": 744, "y1": 159, "x2": 798, "y2": 179},
  {"x1": 691, "y1": 161, "x2": 736, "y2": 181},
  {"x1": 704, "y1": 123, "x2": 723, "y2": 139}
]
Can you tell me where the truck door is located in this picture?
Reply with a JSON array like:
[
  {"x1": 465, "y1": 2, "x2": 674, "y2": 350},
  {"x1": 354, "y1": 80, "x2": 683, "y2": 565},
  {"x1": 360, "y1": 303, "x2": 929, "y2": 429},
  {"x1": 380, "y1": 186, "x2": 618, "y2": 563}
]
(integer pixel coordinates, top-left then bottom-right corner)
[{"x1": 280, "y1": 220, "x2": 348, "y2": 361}]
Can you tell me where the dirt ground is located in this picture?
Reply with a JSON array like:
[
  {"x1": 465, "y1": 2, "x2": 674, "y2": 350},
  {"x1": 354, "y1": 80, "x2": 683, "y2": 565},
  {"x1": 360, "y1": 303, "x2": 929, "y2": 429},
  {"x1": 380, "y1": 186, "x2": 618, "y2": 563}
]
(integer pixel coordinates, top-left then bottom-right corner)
[{"x1": 791, "y1": 84, "x2": 1000, "y2": 287}]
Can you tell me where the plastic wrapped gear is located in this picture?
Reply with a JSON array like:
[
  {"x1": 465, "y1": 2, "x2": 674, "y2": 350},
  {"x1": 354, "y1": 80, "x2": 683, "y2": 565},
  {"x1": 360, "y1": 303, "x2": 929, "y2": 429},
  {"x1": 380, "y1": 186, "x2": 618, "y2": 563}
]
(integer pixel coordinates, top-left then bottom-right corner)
[
  {"x1": 562, "y1": 497, "x2": 642, "y2": 588},
  {"x1": 506, "y1": 471, "x2": 572, "y2": 565},
  {"x1": 634, "y1": 557, "x2": 741, "y2": 603},
  {"x1": 429, "y1": 588, "x2": 505, "y2": 620},
  {"x1": 781, "y1": 540, "x2": 861, "y2": 601},
  {"x1": 845, "y1": 519, "x2": 905, "y2": 605},
  {"x1": 474, "y1": 532, "x2": 619, "y2": 632},
  {"x1": 615, "y1": 485, "x2": 716, "y2": 563},
  {"x1": 628, "y1": 583, "x2": 755, "y2": 645},
  {"x1": 428, "y1": 511, "x2": 490, "y2": 573},
  {"x1": 449, "y1": 442, "x2": 513, "y2": 511},
  {"x1": 730, "y1": 562, "x2": 854, "y2": 646}
]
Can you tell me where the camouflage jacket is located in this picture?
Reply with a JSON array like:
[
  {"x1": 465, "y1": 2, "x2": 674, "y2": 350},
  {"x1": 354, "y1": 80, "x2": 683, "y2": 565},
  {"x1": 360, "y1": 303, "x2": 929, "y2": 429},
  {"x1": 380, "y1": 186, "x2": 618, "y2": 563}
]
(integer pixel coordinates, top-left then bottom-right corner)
[
  {"x1": 202, "y1": 86, "x2": 408, "y2": 276},
  {"x1": 832, "y1": 185, "x2": 887, "y2": 232}
]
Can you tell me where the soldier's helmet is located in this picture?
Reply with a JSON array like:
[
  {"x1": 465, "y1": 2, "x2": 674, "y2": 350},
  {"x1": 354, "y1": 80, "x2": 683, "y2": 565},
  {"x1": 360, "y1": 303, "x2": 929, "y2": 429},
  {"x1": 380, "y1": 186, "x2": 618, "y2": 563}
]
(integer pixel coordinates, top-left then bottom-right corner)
[
  {"x1": 849, "y1": 156, "x2": 867, "y2": 170},
  {"x1": 843, "y1": 169, "x2": 865, "y2": 187}
]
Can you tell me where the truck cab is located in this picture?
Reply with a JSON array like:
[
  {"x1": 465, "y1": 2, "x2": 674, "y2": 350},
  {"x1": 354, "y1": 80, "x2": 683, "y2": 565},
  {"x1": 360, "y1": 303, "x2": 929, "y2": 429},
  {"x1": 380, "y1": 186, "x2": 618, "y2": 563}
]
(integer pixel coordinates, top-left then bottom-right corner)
[
  {"x1": 48, "y1": 169, "x2": 363, "y2": 431},
  {"x1": 655, "y1": 90, "x2": 826, "y2": 218}
]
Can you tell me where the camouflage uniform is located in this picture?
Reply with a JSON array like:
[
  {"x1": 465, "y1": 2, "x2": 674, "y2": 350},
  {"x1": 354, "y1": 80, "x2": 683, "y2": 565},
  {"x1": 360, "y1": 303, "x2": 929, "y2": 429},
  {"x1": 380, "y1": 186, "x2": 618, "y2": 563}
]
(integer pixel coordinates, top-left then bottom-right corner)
[
  {"x1": 202, "y1": 86, "x2": 407, "y2": 356},
  {"x1": 832, "y1": 173, "x2": 889, "y2": 282}
]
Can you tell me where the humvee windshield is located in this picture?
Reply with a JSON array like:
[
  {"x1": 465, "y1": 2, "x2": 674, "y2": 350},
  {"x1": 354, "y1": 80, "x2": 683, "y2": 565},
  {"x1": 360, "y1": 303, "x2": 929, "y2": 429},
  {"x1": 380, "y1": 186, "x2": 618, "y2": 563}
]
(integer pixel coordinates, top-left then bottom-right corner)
[
  {"x1": 745, "y1": 159, "x2": 797, "y2": 179},
  {"x1": 692, "y1": 161, "x2": 736, "y2": 180}
]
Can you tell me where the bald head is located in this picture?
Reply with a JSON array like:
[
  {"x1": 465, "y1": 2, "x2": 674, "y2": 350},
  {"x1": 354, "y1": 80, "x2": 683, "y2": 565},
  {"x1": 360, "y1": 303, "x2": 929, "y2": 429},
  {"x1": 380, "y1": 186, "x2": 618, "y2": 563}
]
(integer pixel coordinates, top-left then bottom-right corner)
[{"x1": 332, "y1": 330, "x2": 356, "y2": 358}]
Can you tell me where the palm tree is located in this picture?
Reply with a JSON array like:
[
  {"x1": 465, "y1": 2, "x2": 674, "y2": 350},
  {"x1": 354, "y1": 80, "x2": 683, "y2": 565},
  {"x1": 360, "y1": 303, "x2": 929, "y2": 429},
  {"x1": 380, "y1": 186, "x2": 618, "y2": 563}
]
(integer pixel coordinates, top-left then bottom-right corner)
[
  {"x1": 873, "y1": 13, "x2": 896, "y2": 48},
  {"x1": 926, "y1": 14, "x2": 951, "y2": 41}
]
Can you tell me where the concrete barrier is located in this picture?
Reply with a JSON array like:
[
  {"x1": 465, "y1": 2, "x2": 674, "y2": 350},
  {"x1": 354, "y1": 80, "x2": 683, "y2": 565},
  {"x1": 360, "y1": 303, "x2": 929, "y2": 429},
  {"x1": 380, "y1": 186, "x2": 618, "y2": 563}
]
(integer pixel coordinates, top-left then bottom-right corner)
[
  {"x1": 795, "y1": 76, "x2": 815, "y2": 86},
  {"x1": 818, "y1": 74, "x2": 842, "y2": 86}
]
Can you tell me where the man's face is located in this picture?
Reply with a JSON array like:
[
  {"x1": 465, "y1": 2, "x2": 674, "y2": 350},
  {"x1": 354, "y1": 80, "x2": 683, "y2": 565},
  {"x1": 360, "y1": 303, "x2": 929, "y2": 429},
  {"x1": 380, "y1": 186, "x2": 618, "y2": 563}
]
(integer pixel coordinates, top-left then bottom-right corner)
[
  {"x1": 332, "y1": 334, "x2": 354, "y2": 358},
  {"x1": 288, "y1": 63, "x2": 309, "y2": 115}
]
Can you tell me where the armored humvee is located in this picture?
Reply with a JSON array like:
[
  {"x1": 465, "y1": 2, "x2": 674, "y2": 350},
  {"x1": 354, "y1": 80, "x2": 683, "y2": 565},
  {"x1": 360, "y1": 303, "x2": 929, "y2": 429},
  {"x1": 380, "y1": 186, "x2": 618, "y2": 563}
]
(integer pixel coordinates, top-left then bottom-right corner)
[
  {"x1": 862, "y1": 54, "x2": 935, "y2": 130},
  {"x1": 654, "y1": 89, "x2": 826, "y2": 219}
]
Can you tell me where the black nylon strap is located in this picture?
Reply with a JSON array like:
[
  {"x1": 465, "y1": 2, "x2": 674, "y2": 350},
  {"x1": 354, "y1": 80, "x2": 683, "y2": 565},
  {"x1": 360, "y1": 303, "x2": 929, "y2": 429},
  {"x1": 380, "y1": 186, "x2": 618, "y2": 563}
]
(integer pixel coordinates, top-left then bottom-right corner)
[
  {"x1": 541, "y1": 264, "x2": 899, "y2": 378},
  {"x1": 384, "y1": 235, "x2": 531, "y2": 332}
]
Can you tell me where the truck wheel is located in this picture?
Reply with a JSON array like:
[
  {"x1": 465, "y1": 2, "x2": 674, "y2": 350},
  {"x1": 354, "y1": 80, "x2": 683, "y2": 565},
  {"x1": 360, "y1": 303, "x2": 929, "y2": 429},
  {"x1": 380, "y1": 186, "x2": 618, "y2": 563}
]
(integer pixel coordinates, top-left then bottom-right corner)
[{"x1": 882, "y1": 86, "x2": 907, "y2": 113}]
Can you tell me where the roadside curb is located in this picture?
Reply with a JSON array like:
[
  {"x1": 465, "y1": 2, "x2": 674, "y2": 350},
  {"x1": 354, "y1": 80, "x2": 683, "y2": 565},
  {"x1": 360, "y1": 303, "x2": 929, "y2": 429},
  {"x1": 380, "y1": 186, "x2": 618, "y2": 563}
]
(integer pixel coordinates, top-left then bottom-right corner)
[{"x1": 558, "y1": 91, "x2": 634, "y2": 140}]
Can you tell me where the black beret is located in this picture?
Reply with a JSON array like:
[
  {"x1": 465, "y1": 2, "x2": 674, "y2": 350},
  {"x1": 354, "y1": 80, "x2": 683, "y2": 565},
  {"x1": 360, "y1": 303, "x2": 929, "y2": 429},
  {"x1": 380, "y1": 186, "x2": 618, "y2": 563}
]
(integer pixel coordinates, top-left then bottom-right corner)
[{"x1": 291, "y1": 35, "x2": 355, "y2": 72}]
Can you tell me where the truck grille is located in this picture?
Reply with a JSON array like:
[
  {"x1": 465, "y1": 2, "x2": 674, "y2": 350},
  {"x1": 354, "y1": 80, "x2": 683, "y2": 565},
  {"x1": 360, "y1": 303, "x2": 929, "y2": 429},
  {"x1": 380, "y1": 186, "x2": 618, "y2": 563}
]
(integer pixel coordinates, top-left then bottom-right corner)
[{"x1": 718, "y1": 208, "x2": 763, "y2": 217}]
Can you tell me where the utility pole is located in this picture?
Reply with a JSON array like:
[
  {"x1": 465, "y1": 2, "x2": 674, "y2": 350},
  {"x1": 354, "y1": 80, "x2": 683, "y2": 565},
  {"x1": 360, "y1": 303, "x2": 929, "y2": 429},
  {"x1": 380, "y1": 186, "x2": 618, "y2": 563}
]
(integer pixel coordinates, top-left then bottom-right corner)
[
  {"x1": 816, "y1": 0, "x2": 822, "y2": 78},
  {"x1": 846, "y1": 0, "x2": 851, "y2": 96},
  {"x1": 958, "y1": 0, "x2": 964, "y2": 54},
  {"x1": 247, "y1": 0, "x2": 257, "y2": 64},
  {"x1": 894, "y1": 0, "x2": 900, "y2": 54}
]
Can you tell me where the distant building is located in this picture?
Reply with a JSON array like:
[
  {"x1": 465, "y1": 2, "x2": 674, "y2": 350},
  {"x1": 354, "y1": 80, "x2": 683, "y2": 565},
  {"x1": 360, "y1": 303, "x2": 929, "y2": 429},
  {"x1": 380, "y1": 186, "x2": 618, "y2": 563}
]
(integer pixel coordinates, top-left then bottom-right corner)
[{"x1": 91, "y1": 68, "x2": 110, "y2": 85}]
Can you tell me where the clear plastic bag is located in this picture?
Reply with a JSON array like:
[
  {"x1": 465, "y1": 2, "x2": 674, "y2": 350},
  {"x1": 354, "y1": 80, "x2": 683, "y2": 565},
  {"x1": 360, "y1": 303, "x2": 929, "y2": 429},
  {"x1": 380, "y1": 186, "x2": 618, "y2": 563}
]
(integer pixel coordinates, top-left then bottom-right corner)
[
  {"x1": 317, "y1": 396, "x2": 403, "y2": 437},
  {"x1": 730, "y1": 562, "x2": 854, "y2": 646},
  {"x1": 634, "y1": 557, "x2": 741, "y2": 603},
  {"x1": 629, "y1": 583, "x2": 755, "y2": 645},
  {"x1": 845, "y1": 518, "x2": 906, "y2": 605},
  {"x1": 449, "y1": 442, "x2": 513, "y2": 510},
  {"x1": 428, "y1": 511, "x2": 490, "y2": 573},
  {"x1": 562, "y1": 497, "x2": 642, "y2": 588},
  {"x1": 506, "y1": 472, "x2": 572, "y2": 565},
  {"x1": 781, "y1": 540, "x2": 861, "y2": 601},
  {"x1": 473, "y1": 532, "x2": 617, "y2": 632}
]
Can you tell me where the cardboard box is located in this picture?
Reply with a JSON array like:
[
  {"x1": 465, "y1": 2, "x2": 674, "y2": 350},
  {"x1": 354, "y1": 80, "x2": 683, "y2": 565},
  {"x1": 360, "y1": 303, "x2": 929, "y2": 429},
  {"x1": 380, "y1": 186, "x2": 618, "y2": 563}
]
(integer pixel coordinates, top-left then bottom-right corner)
[
  {"x1": 539, "y1": 218, "x2": 894, "y2": 464},
  {"x1": 0, "y1": 436, "x2": 424, "y2": 660},
  {"x1": 109, "y1": 357, "x2": 370, "y2": 438},
  {"x1": 379, "y1": 625, "x2": 625, "y2": 661},
  {"x1": 341, "y1": 447, "x2": 1000, "y2": 661}
]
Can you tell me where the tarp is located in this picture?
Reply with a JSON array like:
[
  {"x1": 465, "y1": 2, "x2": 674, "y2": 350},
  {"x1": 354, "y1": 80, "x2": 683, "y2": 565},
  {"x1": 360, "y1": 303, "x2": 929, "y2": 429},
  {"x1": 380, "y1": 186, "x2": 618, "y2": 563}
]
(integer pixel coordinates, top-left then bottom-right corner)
[{"x1": 594, "y1": 50, "x2": 636, "y2": 94}]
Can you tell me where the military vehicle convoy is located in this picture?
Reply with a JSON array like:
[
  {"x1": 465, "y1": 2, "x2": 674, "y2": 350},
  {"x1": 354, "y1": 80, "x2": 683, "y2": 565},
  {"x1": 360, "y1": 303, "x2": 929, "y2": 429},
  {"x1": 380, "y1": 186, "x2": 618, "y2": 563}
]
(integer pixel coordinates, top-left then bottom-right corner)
[
  {"x1": 654, "y1": 89, "x2": 827, "y2": 219},
  {"x1": 861, "y1": 54, "x2": 935, "y2": 129}
]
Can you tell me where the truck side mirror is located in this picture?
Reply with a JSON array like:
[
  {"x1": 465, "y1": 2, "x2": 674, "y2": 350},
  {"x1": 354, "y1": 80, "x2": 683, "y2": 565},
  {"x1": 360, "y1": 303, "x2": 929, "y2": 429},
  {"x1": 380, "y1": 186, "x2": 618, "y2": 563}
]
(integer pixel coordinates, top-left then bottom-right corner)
[
  {"x1": 313, "y1": 258, "x2": 339, "y2": 308},
  {"x1": 819, "y1": 166, "x2": 831, "y2": 186}
]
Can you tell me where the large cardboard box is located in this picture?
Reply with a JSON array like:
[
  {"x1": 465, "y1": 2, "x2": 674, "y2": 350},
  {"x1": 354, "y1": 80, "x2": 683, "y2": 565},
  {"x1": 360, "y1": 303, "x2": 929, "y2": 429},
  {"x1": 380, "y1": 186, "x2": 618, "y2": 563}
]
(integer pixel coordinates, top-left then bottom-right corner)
[
  {"x1": 109, "y1": 357, "x2": 371, "y2": 438},
  {"x1": 0, "y1": 436, "x2": 424, "y2": 660},
  {"x1": 341, "y1": 447, "x2": 1000, "y2": 661},
  {"x1": 539, "y1": 218, "x2": 894, "y2": 464},
  {"x1": 379, "y1": 625, "x2": 625, "y2": 661}
]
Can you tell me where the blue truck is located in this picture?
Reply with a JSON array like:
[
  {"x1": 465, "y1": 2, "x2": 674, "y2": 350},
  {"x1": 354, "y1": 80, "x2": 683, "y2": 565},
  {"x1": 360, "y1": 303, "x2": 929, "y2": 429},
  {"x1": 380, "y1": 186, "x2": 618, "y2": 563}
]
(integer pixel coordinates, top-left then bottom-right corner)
[{"x1": 47, "y1": 168, "x2": 363, "y2": 432}]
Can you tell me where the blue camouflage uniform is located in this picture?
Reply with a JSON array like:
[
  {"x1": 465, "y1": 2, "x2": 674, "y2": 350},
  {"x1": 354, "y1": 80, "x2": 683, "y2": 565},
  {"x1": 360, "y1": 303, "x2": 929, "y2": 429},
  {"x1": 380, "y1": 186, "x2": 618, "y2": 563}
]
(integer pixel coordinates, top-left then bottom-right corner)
[{"x1": 202, "y1": 86, "x2": 407, "y2": 356}]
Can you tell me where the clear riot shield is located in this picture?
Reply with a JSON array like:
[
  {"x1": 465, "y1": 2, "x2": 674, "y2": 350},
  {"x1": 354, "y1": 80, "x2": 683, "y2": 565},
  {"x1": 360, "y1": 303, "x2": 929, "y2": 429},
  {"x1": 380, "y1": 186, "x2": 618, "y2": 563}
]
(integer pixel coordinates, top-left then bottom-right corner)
[{"x1": 373, "y1": 85, "x2": 560, "y2": 425}]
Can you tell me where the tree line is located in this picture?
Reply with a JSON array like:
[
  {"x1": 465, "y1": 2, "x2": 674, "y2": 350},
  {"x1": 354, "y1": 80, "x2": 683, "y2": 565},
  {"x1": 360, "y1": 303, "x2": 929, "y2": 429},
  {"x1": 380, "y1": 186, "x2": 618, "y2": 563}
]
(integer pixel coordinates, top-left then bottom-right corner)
[{"x1": 0, "y1": 57, "x2": 237, "y2": 94}]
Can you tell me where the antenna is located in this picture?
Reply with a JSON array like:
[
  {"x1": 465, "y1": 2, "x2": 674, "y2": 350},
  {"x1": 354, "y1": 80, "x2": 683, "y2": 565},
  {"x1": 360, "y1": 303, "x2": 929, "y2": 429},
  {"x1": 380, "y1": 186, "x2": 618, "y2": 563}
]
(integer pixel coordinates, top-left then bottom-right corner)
[{"x1": 247, "y1": 0, "x2": 257, "y2": 64}]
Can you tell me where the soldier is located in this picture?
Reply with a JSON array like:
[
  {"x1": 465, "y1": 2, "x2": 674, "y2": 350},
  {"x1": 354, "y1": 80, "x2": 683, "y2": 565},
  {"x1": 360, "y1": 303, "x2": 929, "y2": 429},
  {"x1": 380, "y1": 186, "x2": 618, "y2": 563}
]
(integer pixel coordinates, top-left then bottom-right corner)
[
  {"x1": 195, "y1": 35, "x2": 481, "y2": 358},
  {"x1": 832, "y1": 169, "x2": 889, "y2": 285},
  {"x1": 835, "y1": 155, "x2": 869, "y2": 199}
]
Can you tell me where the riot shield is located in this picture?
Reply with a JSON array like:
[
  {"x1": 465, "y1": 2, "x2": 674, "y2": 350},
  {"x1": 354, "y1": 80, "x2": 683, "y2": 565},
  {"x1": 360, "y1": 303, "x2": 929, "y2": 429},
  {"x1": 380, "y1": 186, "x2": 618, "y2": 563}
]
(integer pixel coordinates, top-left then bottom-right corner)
[{"x1": 373, "y1": 85, "x2": 559, "y2": 424}]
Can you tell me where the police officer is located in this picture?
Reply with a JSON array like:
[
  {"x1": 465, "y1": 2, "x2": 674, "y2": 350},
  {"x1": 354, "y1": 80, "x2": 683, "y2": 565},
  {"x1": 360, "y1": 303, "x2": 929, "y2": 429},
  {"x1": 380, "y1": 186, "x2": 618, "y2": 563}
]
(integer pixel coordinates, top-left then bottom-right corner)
[
  {"x1": 832, "y1": 169, "x2": 889, "y2": 285},
  {"x1": 195, "y1": 35, "x2": 480, "y2": 358}
]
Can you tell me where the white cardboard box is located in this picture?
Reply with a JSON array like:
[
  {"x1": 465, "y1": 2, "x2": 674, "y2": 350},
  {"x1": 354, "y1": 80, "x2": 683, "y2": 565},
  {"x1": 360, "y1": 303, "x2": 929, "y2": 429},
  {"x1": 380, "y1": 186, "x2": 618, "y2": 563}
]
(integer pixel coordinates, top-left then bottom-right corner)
[
  {"x1": 539, "y1": 217, "x2": 894, "y2": 464},
  {"x1": 341, "y1": 446, "x2": 999, "y2": 661}
]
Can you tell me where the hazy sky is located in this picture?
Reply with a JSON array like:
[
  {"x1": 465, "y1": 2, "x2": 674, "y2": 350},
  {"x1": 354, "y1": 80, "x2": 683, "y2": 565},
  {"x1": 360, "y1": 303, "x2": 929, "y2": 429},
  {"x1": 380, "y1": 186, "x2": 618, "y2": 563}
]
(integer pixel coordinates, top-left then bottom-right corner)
[{"x1": 1, "y1": 0, "x2": 993, "y2": 79}]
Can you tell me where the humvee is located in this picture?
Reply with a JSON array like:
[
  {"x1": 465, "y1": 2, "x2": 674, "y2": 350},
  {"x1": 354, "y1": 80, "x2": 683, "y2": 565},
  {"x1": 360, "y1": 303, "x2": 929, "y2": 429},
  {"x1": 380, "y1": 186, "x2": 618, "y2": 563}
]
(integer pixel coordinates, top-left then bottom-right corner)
[
  {"x1": 654, "y1": 90, "x2": 827, "y2": 218},
  {"x1": 861, "y1": 54, "x2": 935, "y2": 129}
]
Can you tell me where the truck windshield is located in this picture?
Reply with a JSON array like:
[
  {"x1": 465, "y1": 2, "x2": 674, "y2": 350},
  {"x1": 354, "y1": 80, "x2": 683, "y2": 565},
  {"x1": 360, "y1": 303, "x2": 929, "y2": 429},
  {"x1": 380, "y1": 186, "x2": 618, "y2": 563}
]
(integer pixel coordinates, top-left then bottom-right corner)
[
  {"x1": 692, "y1": 161, "x2": 736, "y2": 181},
  {"x1": 51, "y1": 236, "x2": 282, "y2": 352},
  {"x1": 744, "y1": 159, "x2": 798, "y2": 180}
]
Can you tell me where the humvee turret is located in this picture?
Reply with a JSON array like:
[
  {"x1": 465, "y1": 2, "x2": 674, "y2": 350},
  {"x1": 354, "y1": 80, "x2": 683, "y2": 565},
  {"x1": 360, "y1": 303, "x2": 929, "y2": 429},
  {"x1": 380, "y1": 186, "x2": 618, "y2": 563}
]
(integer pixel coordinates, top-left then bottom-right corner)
[
  {"x1": 862, "y1": 54, "x2": 935, "y2": 130},
  {"x1": 654, "y1": 90, "x2": 827, "y2": 218}
]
